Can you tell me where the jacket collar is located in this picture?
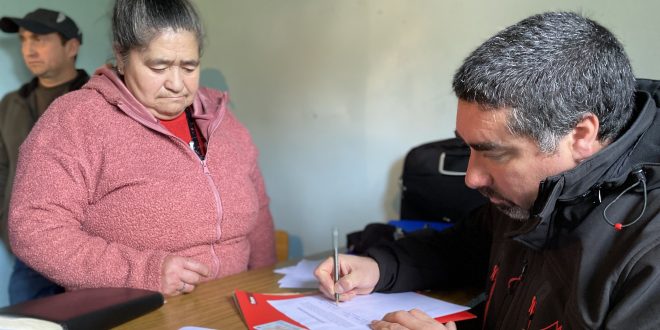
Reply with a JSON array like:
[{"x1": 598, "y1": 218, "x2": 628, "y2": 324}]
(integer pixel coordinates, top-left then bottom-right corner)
[
  {"x1": 509, "y1": 90, "x2": 658, "y2": 249},
  {"x1": 18, "y1": 69, "x2": 89, "y2": 98}
]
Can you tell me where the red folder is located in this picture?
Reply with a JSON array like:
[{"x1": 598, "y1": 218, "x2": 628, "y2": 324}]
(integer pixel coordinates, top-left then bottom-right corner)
[
  {"x1": 233, "y1": 289, "x2": 476, "y2": 329},
  {"x1": 234, "y1": 290, "x2": 308, "y2": 329},
  {"x1": 435, "y1": 310, "x2": 477, "y2": 323}
]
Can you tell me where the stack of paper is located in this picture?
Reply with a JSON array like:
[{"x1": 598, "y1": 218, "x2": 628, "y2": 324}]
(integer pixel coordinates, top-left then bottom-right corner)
[
  {"x1": 274, "y1": 259, "x2": 322, "y2": 289},
  {"x1": 234, "y1": 289, "x2": 475, "y2": 330},
  {"x1": 270, "y1": 292, "x2": 473, "y2": 329}
]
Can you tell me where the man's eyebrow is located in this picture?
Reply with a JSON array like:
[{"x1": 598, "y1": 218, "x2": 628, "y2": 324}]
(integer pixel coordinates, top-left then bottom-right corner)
[
  {"x1": 454, "y1": 131, "x2": 507, "y2": 151},
  {"x1": 469, "y1": 142, "x2": 504, "y2": 152}
]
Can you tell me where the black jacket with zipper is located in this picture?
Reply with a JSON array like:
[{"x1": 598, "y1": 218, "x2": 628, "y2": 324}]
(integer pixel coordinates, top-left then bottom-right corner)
[{"x1": 367, "y1": 79, "x2": 660, "y2": 329}]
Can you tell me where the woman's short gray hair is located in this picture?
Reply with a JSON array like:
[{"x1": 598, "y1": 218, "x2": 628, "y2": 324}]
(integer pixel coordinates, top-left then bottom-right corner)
[{"x1": 112, "y1": 0, "x2": 204, "y2": 59}]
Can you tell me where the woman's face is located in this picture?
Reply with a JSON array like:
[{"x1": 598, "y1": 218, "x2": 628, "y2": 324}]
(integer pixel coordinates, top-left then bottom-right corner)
[{"x1": 120, "y1": 29, "x2": 200, "y2": 120}]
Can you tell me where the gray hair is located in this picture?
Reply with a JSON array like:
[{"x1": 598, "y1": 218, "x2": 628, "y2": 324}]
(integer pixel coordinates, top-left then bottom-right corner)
[
  {"x1": 452, "y1": 12, "x2": 635, "y2": 153},
  {"x1": 112, "y1": 0, "x2": 204, "y2": 60}
]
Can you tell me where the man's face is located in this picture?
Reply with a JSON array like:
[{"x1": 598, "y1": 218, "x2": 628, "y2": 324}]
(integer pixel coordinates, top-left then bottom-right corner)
[
  {"x1": 19, "y1": 28, "x2": 74, "y2": 80},
  {"x1": 455, "y1": 100, "x2": 578, "y2": 220}
]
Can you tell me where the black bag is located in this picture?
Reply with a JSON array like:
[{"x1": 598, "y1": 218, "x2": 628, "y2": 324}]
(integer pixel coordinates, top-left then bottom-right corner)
[{"x1": 400, "y1": 137, "x2": 487, "y2": 223}]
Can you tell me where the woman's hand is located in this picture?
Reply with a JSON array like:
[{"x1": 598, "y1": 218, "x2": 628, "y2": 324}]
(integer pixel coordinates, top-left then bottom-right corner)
[
  {"x1": 161, "y1": 255, "x2": 210, "y2": 296},
  {"x1": 370, "y1": 309, "x2": 457, "y2": 330}
]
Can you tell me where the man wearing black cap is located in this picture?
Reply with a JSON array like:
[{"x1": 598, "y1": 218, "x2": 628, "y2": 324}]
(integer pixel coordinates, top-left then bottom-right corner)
[{"x1": 0, "y1": 8, "x2": 89, "y2": 304}]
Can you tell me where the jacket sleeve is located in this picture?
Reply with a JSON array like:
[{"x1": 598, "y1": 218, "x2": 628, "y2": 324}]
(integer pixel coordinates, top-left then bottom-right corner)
[
  {"x1": 0, "y1": 133, "x2": 8, "y2": 245},
  {"x1": 604, "y1": 242, "x2": 660, "y2": 330},
  {"x1": 8, "y1": 95, "x2": 168, "y2": 292},
  {"x1": 366, "y1": 205, "x2": 495, "y2": 292},
  {"x1": 247, "y1": 162, "x2": 276, "y2": 269}
]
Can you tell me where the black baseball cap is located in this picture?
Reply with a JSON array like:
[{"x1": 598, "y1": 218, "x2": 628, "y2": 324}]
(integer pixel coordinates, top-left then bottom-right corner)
[{"x1": 0, "y1": 8, "x2": 83, "y2": 44}]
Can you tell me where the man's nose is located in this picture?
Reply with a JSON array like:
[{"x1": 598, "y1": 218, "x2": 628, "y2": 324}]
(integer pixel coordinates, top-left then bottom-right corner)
[
  {"x1": 22, "y1": 40, "x2": 36, "y2": 56},
  {"x1": 464, "y1": 154, "x2": 490, "y2": 189}
]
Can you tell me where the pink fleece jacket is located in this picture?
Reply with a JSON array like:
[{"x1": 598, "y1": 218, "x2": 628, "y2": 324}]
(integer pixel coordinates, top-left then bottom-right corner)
[{"x1": 8, "y1": 66, "x2": 276, "y2": 292}]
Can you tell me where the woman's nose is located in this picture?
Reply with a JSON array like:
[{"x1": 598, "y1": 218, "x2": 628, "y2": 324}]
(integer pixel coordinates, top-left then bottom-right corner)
[{"x1": 164, "y1": 68, "x2": 184, "y2": 92}]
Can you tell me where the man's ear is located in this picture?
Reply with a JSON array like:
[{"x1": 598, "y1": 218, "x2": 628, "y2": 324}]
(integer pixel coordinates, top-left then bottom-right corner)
[
  {"x1": 64, "y1": 38, "x2": 80, "y2": 60},
  {"x1": 570, "y1": 113, "x2": 602, "y2": 161}
]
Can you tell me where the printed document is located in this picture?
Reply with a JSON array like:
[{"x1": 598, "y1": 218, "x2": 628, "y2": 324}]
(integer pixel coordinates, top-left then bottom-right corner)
[{"x1": 268, "y1": 292, "x2": 469, "y2": 329}]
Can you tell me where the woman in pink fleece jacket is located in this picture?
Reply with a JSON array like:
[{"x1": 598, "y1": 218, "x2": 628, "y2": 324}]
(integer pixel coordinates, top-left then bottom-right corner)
[{"x1": 9, "y1": 0, "x2": 276, "y2": 297}]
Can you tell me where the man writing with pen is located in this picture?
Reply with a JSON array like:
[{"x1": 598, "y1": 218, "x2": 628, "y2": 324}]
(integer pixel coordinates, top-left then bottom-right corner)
[{"x1": 315, "y1": 12, "x2": 660, "y2": 330}]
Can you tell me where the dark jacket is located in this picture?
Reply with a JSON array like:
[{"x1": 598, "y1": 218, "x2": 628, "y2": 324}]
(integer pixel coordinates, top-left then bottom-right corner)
[
  {"x1": 367, "y1": 80, "x2": 660, "y2": 329},
  {"x1": 0, "y1": 70, "x2": 89, "y2": 248}
]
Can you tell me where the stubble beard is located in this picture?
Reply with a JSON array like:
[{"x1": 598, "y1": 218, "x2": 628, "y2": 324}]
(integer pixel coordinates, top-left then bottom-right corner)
[{"x1": 478, "y1": 187, "x2": 530, "y2": 221}]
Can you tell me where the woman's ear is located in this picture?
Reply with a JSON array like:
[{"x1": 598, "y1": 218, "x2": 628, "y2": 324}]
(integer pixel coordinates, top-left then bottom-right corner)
[
  {"x1": 113, "y1": 45, "x2": 125, "y2": 74},
  {"x1": 570, "y1": 113, "x2": 602, "y2": 162}
]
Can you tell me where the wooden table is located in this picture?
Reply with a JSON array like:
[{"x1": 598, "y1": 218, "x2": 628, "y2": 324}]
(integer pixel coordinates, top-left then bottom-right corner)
[{"x1": 114, "y1": 260, "x2": 480, "y2": 329}]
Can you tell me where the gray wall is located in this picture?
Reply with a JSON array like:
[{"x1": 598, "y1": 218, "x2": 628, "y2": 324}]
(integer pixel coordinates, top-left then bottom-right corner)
[
  {"x1": 194, "y1": 0, "x2": 660, "y2": 258},
  {"x1": 1, "y1": 0, "x2": 659, "y2": 307}
]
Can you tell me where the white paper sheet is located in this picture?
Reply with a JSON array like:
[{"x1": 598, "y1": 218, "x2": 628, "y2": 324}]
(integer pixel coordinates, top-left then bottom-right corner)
[
  {"x1": 268, "y1": 292, "x2": 469, "y2": 330},
  {"x1": 275, "y1": 259, "x2": 322, "y2": 289},
  {"x1": 0, "y1": 316, "x2": 63, "y2": 330}
]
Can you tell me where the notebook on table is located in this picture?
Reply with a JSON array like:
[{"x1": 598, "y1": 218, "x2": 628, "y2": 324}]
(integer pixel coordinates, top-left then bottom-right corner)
[{"x1": 0, "y1": 287, "x2": 164, "y2": 330}]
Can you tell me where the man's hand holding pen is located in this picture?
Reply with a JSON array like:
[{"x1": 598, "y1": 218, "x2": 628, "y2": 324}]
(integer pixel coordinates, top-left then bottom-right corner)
[
  {"x1": 313, "y1": 248, "x2": 458, "y2": 330},
  {"x1": 313, "y1": 253, "x2": 381, "y2": 302}
]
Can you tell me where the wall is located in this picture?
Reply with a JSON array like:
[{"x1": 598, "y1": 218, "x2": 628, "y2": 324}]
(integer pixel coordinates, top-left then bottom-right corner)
[
  {"x1": 194, "y1": 0, "x2": 660, "y2": 257},
  {"x1": 0, "y1": 0, "x2": 113, "y2": 307}
]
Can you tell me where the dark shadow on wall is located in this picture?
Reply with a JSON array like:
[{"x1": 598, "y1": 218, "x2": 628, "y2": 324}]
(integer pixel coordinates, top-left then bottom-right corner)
[
  {"x1": 200, "y1": 67, "x2": 229, "y2": 91},
  {"x1": 200, "y1": 67, "x2": 235, "y2": 109},
  {"x1": 382, "y1": 156, "x2": 405, "y2": 221}
]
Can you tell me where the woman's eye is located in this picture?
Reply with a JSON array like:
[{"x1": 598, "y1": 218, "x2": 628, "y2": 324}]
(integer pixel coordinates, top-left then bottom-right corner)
[{"x1": 150, "y1": 67, "x2": 167, "y2": 73}]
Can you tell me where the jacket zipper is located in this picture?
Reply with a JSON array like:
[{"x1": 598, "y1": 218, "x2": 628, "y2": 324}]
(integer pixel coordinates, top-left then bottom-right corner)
[
  {"x1": 489, "y1": 258, "x2": 530, "y2": 329},
  {"x1": 201, "y1": 158, "x2": 223, "y2": 278},
  {"x1": 482, "y1": 264, "x2": 499, "y2": 330},
  {"x1": 196, "y1": 109, "x2": 225, "y2": 278},
  {"x1": 165, "y1": 105, "x2": 226, "y2": 278},
  {"x1": 526, "y1": 295, "x2": 537, "y2": 330},
  {"x1": 525, "y1": 295, "x2": 565, "y2": 330},
  {"x1": 508, "y1": 260, "x2": 527, "y2": 294}
]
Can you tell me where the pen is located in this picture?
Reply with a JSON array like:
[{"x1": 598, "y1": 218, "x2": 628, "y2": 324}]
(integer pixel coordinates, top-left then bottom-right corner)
[{"x1": 333, "y1": 227, "x2": 339, "y2": 305}]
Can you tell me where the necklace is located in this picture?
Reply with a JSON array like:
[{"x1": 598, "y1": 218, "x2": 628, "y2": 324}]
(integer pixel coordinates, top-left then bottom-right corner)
[{"x1": 184, "y1": 107, "x2": 205, "y2": 160}]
